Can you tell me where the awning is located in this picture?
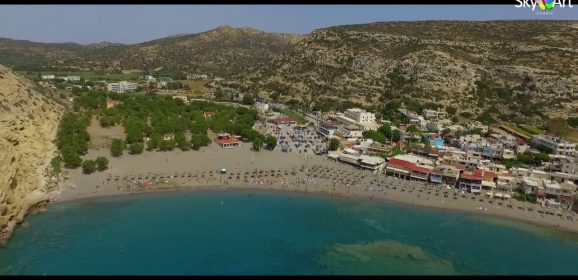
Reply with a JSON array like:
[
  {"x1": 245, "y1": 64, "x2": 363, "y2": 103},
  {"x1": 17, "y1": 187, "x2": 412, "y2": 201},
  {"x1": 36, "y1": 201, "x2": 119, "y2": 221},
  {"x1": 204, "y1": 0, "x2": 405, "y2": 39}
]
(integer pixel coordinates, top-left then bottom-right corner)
[{"x1": 494, "y1": 193, "x2": 503, "y2": 198}]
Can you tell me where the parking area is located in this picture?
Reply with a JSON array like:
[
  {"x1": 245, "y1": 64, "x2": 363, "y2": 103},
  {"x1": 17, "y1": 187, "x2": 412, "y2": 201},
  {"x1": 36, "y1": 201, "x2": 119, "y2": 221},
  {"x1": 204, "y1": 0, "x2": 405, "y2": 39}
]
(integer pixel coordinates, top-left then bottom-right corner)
[{"x1": 275, "y1": 124, "x2": 328, "y2": 155}]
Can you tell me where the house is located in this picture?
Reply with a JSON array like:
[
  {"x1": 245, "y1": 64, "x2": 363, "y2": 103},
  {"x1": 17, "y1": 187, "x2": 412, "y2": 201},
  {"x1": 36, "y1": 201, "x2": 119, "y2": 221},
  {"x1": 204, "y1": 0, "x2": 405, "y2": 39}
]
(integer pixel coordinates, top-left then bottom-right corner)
[
  {"x1": 318, "y1": 122, "x2": 338, "y2": 138},
  {"x1": 410, "y1": 165, "x2": 433, "y2": 182},
  {"x1": 458, "y1": 171, "x2": 483, "y2": 193},
  {"x1": 502, "y1": 148, "x2": 516, "y2": 159},
  {"x1": 163, "y1": 133, "x2": 175, "y2": 141},
  {"x1": 366, "y1": 142, "x2": 393, "y2": 155},
  {"x1": 434, "y1": 165, "x2": 461, "y2": 188},
  {"x1": 144, "y1": 75, "x2": 156, "y2": 82},
  {"x1": 423, "y1": 109, "x2": 447, "y2": 121},
  {"x1": 337, "y1": 125, "x2": 363, "y2": 139},
  {"x1": 467, "y1": 121, "x2": 489, "y2": 134},
  {"x1": 203, "y1": 112, "x2": 215, "y2": 119},
  {"x1": 385, "y1": 158, "x2": 415, "y2": 180},
  {"x1": 475, "y1": 169, "x2": 498, "y2": 195},
  {"x1": 272, "y1": 117, "x2": 296, "y2": 126},
  {"x1": 217, "y1": 138, "x2": 241, "y2": 149},
  {"x1": 392, "y1": 154, "x2": 434, "y2": 166}
]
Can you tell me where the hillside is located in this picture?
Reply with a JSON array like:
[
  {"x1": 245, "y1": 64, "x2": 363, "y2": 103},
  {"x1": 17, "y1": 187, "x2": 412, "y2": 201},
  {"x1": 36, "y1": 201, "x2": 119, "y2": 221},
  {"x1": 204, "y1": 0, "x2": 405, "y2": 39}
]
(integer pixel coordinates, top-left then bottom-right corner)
[
  {"x1": 0, "y1": 25, "x2": 303, "y2": 76},
  {"x1": 242, "y1": 21, "x2": 578, "y2": 123},
  {"x1": 0, "y1": 65, "x2": 63, "y2": 244}
]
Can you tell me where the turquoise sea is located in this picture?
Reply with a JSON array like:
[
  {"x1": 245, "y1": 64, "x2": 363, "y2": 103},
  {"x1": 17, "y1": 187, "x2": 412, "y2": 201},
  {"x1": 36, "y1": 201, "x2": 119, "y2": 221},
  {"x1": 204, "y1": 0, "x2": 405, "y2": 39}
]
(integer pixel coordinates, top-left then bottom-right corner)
[{"x1": 2, "y1": 190, "x2": 578, "y2": 275}]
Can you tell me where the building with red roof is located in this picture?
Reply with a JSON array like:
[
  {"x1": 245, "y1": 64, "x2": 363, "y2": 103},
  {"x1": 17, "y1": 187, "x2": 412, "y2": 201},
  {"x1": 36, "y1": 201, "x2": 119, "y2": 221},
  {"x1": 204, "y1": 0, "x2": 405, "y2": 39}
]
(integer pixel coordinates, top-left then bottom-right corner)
[
  {"x1": 385, "y1": 158, "x2": 415, "y2": 180},
  {"x1": 217, "y1": 138, "x2": 241, "y2": 149},
  {"x1": 459, "y1": 171, "x2": 483, "y2": 193},
  {"x1": 410, "y1": 165, "x2": 433, "y2": 181},
  {"x1": 272, "y1": 117, "x2": 296, "y2": 125}
]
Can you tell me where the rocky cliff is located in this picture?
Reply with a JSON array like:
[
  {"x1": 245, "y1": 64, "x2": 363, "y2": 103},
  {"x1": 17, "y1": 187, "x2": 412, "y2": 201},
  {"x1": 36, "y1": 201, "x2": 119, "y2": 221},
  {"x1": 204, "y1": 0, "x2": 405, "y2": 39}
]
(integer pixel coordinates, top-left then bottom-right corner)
[
  {"x1": 0, "y1": 65, "x2": 63, "y2": 245},
  {"x1": 242, "y1": 21, "x2": 578, "y2": 122}
]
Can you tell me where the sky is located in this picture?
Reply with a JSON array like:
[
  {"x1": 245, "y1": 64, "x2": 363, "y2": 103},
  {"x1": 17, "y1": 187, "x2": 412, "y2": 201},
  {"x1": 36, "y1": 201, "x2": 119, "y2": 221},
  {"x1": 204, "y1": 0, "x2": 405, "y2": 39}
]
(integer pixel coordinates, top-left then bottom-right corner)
[{"x1": 0, "y1": 5, "x2": 577, "y2": 44}]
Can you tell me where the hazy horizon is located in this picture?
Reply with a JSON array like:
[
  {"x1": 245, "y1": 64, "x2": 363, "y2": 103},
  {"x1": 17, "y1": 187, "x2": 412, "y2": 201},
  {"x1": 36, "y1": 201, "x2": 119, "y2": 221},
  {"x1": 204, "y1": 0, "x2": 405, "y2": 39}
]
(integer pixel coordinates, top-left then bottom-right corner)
[{"x1": 1, "y1": 5, "x2": 577, "y2": 44}]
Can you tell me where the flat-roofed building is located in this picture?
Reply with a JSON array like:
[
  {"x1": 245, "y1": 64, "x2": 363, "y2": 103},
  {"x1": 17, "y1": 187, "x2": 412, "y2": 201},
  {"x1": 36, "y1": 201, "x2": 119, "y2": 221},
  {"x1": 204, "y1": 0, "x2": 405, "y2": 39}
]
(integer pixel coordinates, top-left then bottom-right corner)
[
  {"x1": 107, "y1": 81, "x2": 138, "y2": 93},
  {"x1": 532, "y1": 135, "x2": 576, "y2": 156}
]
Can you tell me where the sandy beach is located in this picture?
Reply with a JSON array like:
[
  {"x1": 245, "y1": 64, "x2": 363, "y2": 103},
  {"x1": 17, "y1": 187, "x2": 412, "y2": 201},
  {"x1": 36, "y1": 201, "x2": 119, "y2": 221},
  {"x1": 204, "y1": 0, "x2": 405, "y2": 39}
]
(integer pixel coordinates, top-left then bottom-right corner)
[{"x1": 55, "y1": 143, "x2": 578, "y2": 235}]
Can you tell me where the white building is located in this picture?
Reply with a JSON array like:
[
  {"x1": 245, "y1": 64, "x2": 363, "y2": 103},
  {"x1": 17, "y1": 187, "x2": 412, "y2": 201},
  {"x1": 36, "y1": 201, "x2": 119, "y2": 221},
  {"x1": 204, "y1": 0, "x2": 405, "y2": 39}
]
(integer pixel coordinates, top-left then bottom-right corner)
[
  {"x1": 344, "y1": 108, "x2": 376, "y2": 124},
  {"x1": 41, "y1": 75, "x2": 55, "y2": 80},
  {"x1": 328, "y1": 152, "x2": 385, "y2": 173},
  {"x1": 423, "y1": 109, "x2": 447, "y2": 121},
  {"x1": 337, "y1": 125, "x2": 363, "y2": 139},
  {"x1": 467, "y1": 121, "x2": 489, "y2": 134},
  {"x1": 61, "y1": 76, "x2": 81, "y2": 82},
  {"x1": 532, "y1": 135, "x2": 576, "y2": 156},
  {"x1": 144, "y1": 75, "x2": 156, "y2": 82},
  {"x1": 107, "y1": 81, "x2": 138, "y2": 93},
  {"x1": 562, "y1": 157, "x2": 578, "y2": 174}
]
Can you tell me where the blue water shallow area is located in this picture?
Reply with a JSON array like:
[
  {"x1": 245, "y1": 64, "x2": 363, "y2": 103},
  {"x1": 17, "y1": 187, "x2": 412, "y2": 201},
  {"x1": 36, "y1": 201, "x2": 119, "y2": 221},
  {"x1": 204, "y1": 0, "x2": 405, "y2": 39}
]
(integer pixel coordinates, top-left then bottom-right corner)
[{"x1": 2, "y1": 190, "x2": 578, "y2": 275}]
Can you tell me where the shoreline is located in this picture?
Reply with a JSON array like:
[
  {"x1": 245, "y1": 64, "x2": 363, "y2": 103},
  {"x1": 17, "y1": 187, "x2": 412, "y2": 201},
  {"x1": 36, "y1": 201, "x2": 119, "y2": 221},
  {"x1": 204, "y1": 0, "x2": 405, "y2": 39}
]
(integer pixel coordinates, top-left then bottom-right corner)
[
  {"x1": 48, "y1": 145, "x2": 578, "y2": 237},
  {"x1": 50, "y1": 182, "x2": 578, "y2": 236}
]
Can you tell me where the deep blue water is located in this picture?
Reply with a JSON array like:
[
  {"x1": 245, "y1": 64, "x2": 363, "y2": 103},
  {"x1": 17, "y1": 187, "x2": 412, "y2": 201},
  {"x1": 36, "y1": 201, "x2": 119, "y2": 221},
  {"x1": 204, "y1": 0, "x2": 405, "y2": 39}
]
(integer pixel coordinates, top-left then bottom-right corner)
[{"x1": 2, "y1": 190, "x2": 578, "y2": 275}]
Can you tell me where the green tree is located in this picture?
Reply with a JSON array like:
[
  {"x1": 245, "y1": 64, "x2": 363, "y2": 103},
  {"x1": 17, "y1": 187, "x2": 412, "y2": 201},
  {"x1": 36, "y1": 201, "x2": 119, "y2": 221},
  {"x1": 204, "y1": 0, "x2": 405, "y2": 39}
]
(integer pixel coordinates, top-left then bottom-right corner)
[
  {"x1": 329, "y1": 138, "x2": 340, "y2": 151},
  {"x1": 111, "y1": 139, "x2": 125, "y2": 157},
  {"x1": 61, "y1": 147, "x2": 82, "y2": 169},
  {"x1": 252, "y1": 137, "x2": 263, "y2": 151},
  {"x1": 568, "y1": 117, "x2": 578, "y2": 128},
  {"x1": 392, "y1": 129, "x2": 401, "y2": 142},
  {"x1": 82, "y1": 160, "x2": 97, "y2": 174},
  {"x1": 476, "y1": 110, "x2": 496, "y2": 125},
  {"x1": 379, "y1": 125, "x2": 392, "y2": 139},
  {"x1": 95, "y1": 156, "x2": 109, "y2": 171},
  {"x1": 406, "y1": 125, "x2": 420, "y2": 135},
  {"x1": 175, "y1": 131, "x2": 189, "y2": 151},
  {"x1": 445, "y1": 106, "x2": 457, "y2": 116},
  {"x1": 265, "y1": 135, "x2": 277, "y2": 150},
  {"x1": 159, "y1": 140, "x2": 176, "y2": 151},
  {"x1": 363, "y1": 130, "x2": 387, "y2": 144},
  {"x1": 129, "y1": 142, "x2": 144, "y2": 154},
  {"x1": 147, "y1": 133, "x2": 162, "y2": 151},
  {"x1": 191, "y1": 134, "x2": 211, "y2": 150},
  {"x1": 50, "y1": 157, "x2": 62, "y2": 175},
  {"x1": 460, "y1": 112, "x2": 473, "y2": 119},
  {"x1": 547, "y1": 117, "x2": 569, "y2": 137},
  {"x1": 242, "y1": 94, "x2": 255, "y2": 105}
]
